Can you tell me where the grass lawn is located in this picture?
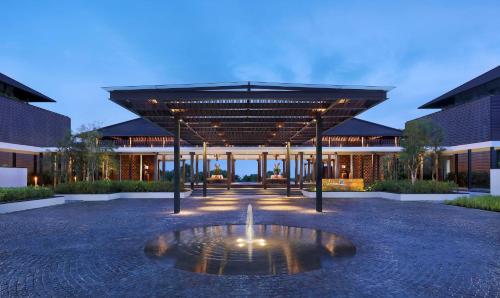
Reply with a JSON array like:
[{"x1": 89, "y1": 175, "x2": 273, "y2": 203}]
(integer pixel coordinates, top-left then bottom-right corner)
[{"x1": 445, "y1": 195, "x2": 500, "y2": 212}]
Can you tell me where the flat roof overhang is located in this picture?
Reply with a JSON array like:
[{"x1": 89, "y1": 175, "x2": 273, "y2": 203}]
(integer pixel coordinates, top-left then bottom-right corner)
[{"x1": 104, "y1": 82, "x2": 393, "y2": 146}]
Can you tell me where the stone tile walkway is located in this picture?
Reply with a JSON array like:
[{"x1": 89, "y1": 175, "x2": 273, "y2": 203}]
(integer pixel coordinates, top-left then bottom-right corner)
[{"x1": 0, "y1": 188, "x2": 498, "y2": 297}]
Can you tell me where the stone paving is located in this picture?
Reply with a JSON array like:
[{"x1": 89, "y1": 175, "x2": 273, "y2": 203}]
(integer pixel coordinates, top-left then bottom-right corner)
[{"x1": 0, "y1": 188, "x2": 499, "y2": 297}]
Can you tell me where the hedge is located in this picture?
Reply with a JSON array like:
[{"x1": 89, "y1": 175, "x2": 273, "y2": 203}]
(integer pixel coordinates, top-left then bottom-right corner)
[
  {"x1": 445, "y1": 195, "x2": 500, "y2": 212},
  {"x1": 54, "y1": 180, "x2": 183, "y2": 194},
  {"x1": 0, "y1": 187, "x2": 54, "y2": 203},
  {"x1": 368, "y1": 180, "x2": 458, "y2": 194}
]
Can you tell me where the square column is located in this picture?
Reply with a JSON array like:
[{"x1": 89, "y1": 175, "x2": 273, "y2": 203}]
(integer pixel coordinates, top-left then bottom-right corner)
[
  {"x1": 226, "y1": 152, "x2": 232, "y2": 190},
  {"x1": 190, "y1": 152, "x2": 195, "y2": 190},
  {"x1": 299, "y1": 152, "x2": 304, "y2": 189},
  {"x1": 153, "y1": 155, "x2": 158, "y2": 181},
  {"x1": 262, "y1": 152, "x2": 268, "y2": 189},
  {"x1": 195, "y1": 154, "x2": 199, "y2": 184},
  {"x1": 203, "y1": 142, "x2": 207, "y2": 197},
  {"x1": 467, "y1": 149, "x2": 472, "y2": 190},
  {"x1": 173, "y1": 117, "x2": 181, "y2": 213},
  {"x1": 327, "y1": 154, "x2": 332, "y2": 178},
  {"x1": 257, "y1": 156, "x2": 261, "y2": 182},
  {"x1": 315, "y1": 115, "x2": 323, "y2": 212},
  {"x1": 286, "y1": 142, "x2": 291, "y2": 197}
]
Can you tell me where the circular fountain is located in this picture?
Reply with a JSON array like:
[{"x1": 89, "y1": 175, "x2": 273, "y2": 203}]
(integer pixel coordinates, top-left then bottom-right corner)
[{"x1": 145, "y1": 204, "x2": 356, "y2": 276}]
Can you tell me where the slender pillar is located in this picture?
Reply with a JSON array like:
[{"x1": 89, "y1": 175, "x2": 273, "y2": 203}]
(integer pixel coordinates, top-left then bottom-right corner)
[
  {"x1": 307, "y1": 159, "x2": 311, "y2": 181},
  {"x1": 282, "y1": 159, "x2": 286, "y2": 177},
  {"x1": 312, "y1": 156, "x2": 316, "y2": 182},
  {"x1": 182, "y1": 159, "x2": 186, "y2": 184},
  {"x1": 262, "y1": 152, "x2": 268, "y2": 189},
  {"x1": 12, "y1": 153, "x2": 16, "y2": 167},
  {"x1": 153, "y1": 155, "x2": 158, "y2": 181},
  {"x1": 257, "y1": 156, "x2": 262, "y2": 182},
  {"x1": 299, "y1": 152, "x2": 304, "y2": 189},
  {"x1": 327, "y1": 154, "x2": 332, "y2": 178},
  {"x1": 173, "y1": 117, "x2": 181, "y2": 214},
  {"x1": 207, "y1": 159, "x2": 211, "y2": 176},
  {"x1": 195, "y1": 154, "x2": 199, "y2": 184},
  {"x1": 139, "y1": 154, "x2": 143, "y2": 181},
  {"x1": 226, "y1": 152, "x2": 232, "y2": 190},
  {"x1": 315, "y1": 115, "x2": 323, "y2": 212},
  {"x1": 39, "y1": 153, "x2": 44, "y2": 185},
  {"x1": 350, "y1": 154, "x2": 354, "y2": 179},
  {"x1": 372, "y1": 154, "x2": 375, "y2": 182},
  {"x1": 162, "y1": 155, "x2": 166, "y2": 181},
  {"x1": 294, "y1": 154, "x2": 298, "y2": 185},
  {"x1": 454, "y1": 154, "x2": 459, "y2": 184},
  {"x1": 203, "y1": 142, "x2": 207, "y2": 197},
  {"x1": 286, "y1": 142, "x2": 291, "y2": 197},
  {"x1": 232, "y1": 158, "x2": 236, "y2": 182},
  {"x1": 467, "y1": 149, "x2": 472, "y2": 190},
  {"x1": 491, "y1": 147, "x2": 498, "y2": 169},
  {"x1": 190, "y1": 152, "x2": 195, "y2": 190}
]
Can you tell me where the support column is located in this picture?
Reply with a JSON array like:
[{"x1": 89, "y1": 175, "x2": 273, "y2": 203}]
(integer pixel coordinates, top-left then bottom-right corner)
[
  {"x1": 182, "y1": 159, "x2": 186, "y2": 184},
  {"x1": 350, "y1": 154, "x2": 354, "y2": 179},
  {"x1": 190, "y1": 152, "x2": 195, "y2": 190},
  {"x1": 203, "y1": 142, "x2": 207, "y2": 197},
  {"x1": 12, "y1": 153, "x2": 16, "y2": 167},
  {"x1": 334, "y1": 153, "x2": 339, "y2": 179},
  {"x1": 312, "y1": 155, "x2": 316, "y2": 182},
  {"x1": 454, "y1": 154, "x2": 459, "y2": 184},
  {"x1": 226, "y1": 152, "x2": 232, "y2": 190},
  {"x1": 262, "y1": 152, "x2": 268, "y2": 189},
  {"x1": 467, "y1": 149, "x2": 472, "y2": 190},
  {"x1": 257, "y1": 156, "x2": 262, "y2": 182},
  {"x1": 294, "y1": 154, "x2": 298, "y2": 186},
  {"x1": 154, "y1": 155, "x2": 158, "y2": 181},
  {"x1": 162, "y1": 155, "x2": 166, "y2": 181},
  {"x1": 173, "y1": 116, "x2": 181, "y2": 214},
  {"x1": 307, "y1": 159, "x2": 311, "y2": 181},
  {"x1": 491, "y1": 147, "x2": 498, "y2": 169},
  {"x1": 286, "y1": 142, "x2": 291, "y2": 197},
  {"x1": 299, "y1": 152, "x2": 304, "y2": 189},
  {"x1": 282, "y1": 159, "x2": 286, "y2": 177},
  {"x1": 139, "y1": 154, "x2": 143, "y2": 181},
  {"x1": 39, "y1": 153, "x2": 44, "y2": 185},
  {"x1": 327, "y1": 154, "x2": 332, "y2": 178},
  {"x1": 195, "y1": 154, "x2": 199, "y2": 184},
  {"x1": 232, "y1": 158, "x2": 236, "y2": 182},
  {"x1": 315, "y1": 115, "x2": 323, "y2": 212}
]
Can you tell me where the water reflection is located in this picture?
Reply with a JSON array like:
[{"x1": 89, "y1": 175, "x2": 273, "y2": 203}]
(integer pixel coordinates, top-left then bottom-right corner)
[{"x1": 144, "y1": 225, "x2": 356, "y2": 275}]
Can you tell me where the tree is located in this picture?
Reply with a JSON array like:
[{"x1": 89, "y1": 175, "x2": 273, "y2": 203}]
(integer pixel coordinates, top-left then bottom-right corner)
[
  {"x1": 400, "y1": 120, "x2": 431, "y2": 184},
  {"x1": 427, "y1": 121, "x2": 445, "y2": 181}
]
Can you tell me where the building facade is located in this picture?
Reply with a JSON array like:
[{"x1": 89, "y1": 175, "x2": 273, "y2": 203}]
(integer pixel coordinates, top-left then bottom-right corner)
[
  {"x1": 0, "y1": 73, "x2": 70, "y2": 184},
  {"x1": 408, "y1": 66, "x2": 500, "y2": 190}
]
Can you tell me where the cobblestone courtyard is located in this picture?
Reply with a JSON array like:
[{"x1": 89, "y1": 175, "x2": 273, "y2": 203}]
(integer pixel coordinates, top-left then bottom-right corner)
[{"x1": 0, "y1": 189, "x2": 499, "y2": 297}]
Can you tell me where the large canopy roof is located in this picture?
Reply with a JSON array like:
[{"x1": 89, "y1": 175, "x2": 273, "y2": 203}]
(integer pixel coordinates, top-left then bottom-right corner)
[{"x1": 105, "y1": 82, "x2": 393, "y2": 146}]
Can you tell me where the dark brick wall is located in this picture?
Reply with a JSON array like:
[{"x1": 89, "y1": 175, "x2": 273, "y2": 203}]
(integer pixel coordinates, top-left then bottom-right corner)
[
  {"x1": 0, "y1": 96, "x2": 70, "y2": 146},
  {"x1": 491, "y1": 96, "x2": 500, "y2": 141},
  {"x1": 410, "y1": 96, "x2": 495, "y2": 146}
]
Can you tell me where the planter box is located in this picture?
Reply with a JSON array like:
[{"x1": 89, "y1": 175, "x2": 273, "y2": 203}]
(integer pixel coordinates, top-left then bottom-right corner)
[
  {"x1": 63, "y1": 193, "x2": 121, "y2": 202},
  {"x1": 63, "y1": 190, "x2": 193, "y2": 201},
  {"x1": 491, "y1": 169, "x2": 500, "y2": 196},
  {"x1": 0, "y1": 197, "x2": 65, "y2": 214},
  {"x1": 120, "y1": 190, "x2": 192, "y2": 199},
  {"x1": 0, "y1": 167, "x2": 27, "y2": 187},
  {"x1": 301, "y1": 190, "x2": 468, "y2": 201}
]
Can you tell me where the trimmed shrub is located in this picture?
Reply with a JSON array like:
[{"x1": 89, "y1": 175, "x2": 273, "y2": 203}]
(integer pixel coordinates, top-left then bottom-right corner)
[
  {"x1": 54, "y1": 180, "x2": 182, "y2": 194},
  {"x1": 368, "y1": 180, "x2": 458, "y2": 194},
  {"x1": 0, "y1": 187, "x2": 54, "y2": 203},
  {"x1": 446, "y1": 195, "x2": 500, "y2": 212}
]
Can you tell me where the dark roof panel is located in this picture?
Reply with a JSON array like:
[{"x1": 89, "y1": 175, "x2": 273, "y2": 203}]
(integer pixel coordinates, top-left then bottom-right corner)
[
  {"x1": 324, "y1": 118, "x2": 402, "y2": 137},
  {"x1": 420, "y1": 65, "x2": 500, "y2": 109},
  {"x1": 0, "y1": 72, "x2": 55, "y2": 102},
  {"x1": 98, "y1": 118, "x2": 172, "y2": 137}
]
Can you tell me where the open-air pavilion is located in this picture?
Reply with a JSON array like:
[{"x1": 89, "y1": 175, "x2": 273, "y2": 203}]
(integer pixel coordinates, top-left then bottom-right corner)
[{"x1": 104, "y1": 82, "x2": 393, "y2": 212}]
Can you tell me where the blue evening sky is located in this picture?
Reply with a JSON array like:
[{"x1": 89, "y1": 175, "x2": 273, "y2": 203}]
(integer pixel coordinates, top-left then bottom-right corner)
[{"x1": 2, "y1": 1, "x2": 500, "y2": 175}]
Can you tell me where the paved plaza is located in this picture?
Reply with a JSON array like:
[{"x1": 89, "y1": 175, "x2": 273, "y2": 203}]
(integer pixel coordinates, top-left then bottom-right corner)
[{"x1": 0, "y1": 189, "x2": 499, "y2": 297}]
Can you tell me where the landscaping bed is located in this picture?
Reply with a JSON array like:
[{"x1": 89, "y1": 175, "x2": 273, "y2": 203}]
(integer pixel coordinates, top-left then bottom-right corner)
[
  {"x1": 368, "y1": 180, "x2": 458, "y2": 194},
  {"x1": 446, "y1": 195, "x2": 500, "y2": 212},
  {"x1": 55, "y1": 180, "x2": 183, "y2": 194},
  {"x1": 0, "y1": 187, "x2": 54, "y2": 204}
]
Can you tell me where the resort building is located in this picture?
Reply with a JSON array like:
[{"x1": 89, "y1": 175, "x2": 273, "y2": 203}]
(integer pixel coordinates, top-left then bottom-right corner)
[
  {"x1": 0, "y1": 73, "x2": 70, "y2": 186},
  {"x1": 97, "y1": 116, "x2": 402, "y2": 185},
  {"x1": 409, "y1": 66, "x2": 500, "y2": 191}
]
